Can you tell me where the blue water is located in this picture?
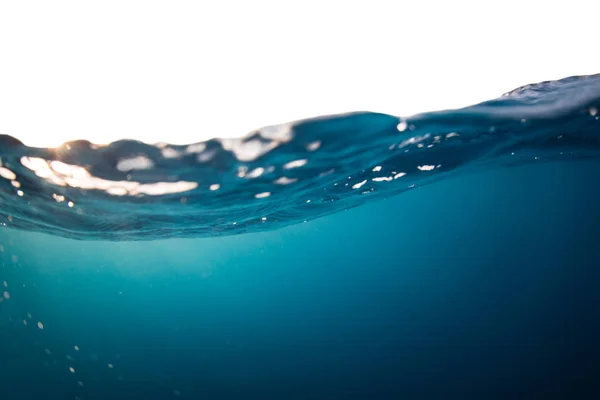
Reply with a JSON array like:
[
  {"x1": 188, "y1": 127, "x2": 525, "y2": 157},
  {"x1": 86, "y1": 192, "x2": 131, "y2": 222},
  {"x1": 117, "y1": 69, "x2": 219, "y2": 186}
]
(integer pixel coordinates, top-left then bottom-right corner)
[{"x1": 1, "y1": 75, "x2": 600, "y2": 398}]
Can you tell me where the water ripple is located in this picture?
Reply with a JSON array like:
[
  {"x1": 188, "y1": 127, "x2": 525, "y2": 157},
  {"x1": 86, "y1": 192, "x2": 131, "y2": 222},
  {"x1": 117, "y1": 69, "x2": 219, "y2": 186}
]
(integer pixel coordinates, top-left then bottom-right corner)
[{"x1": 1, "y1": 74, "x2": 599, "y2": 240}]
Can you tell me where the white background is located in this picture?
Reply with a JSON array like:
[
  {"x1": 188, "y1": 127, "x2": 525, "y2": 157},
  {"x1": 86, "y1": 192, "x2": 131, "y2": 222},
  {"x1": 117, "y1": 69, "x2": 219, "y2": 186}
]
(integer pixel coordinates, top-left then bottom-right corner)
[{"x1": 1, "y1": 0, "x2": 598, "y2": 147}]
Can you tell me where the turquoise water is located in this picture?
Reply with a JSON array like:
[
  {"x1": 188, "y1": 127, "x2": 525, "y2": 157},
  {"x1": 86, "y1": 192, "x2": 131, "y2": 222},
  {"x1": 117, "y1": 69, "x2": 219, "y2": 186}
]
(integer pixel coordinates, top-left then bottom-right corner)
[{"x1": 1, "y1": 75, "x2": 600, "y2": 398}]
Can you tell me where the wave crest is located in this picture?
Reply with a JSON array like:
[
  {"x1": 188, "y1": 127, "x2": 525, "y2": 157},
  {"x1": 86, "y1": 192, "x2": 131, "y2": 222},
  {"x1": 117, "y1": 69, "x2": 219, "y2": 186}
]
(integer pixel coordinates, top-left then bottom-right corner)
[{"x1": 1, "y1": 75, "x2": 599, "y2": 240}]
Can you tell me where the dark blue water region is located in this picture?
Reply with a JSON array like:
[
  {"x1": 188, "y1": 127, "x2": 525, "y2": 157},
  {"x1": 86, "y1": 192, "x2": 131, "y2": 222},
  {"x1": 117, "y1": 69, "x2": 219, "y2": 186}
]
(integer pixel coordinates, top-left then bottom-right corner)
[{"x1": 1, "y1": 158, "x2": 599, "y2": 398}]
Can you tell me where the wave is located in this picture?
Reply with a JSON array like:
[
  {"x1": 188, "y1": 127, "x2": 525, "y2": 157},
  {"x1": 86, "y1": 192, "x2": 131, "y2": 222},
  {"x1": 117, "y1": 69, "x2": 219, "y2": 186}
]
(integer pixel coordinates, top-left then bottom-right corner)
[{"x1": 1, "y1": 74, "x2": 599, "y2": 240}]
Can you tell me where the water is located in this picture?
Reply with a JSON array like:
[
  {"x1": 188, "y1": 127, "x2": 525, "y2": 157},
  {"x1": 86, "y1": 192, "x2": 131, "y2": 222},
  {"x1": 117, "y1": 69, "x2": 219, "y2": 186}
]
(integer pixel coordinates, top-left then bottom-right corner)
[{"x1": 1, "y1": 74, "x2": 599, "y2": 398}]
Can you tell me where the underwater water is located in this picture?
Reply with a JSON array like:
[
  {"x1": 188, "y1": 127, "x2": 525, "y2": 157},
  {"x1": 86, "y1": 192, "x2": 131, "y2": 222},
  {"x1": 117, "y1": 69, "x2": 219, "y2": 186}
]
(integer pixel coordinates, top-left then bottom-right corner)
[{"x1": 1, "y1": 74, "x2": 600, "y2": 398}]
